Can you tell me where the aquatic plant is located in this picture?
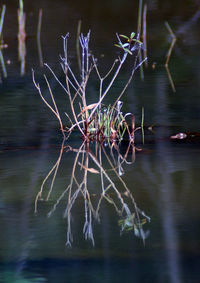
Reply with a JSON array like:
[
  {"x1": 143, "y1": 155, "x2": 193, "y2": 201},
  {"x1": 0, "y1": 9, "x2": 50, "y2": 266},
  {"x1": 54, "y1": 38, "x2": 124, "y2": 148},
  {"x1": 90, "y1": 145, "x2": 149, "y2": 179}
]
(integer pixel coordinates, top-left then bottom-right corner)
[{"x1": 33, "y1": 31, "x2": 147, "y2": 142}]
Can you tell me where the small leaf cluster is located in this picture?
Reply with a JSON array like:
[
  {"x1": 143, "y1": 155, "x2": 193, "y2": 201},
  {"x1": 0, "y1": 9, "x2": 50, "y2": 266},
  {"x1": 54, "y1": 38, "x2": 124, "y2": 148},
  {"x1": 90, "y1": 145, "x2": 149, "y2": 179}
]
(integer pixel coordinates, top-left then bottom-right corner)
[{"x1": 115, "y1": 32, "x2": 142, "y2": 55}]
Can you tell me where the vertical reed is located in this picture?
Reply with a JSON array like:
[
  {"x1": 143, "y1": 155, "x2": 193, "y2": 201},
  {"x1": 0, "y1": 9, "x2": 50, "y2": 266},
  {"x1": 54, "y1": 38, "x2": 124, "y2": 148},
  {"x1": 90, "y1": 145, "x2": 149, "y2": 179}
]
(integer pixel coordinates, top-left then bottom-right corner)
[
  {"x1": 18, "y1": 0, "x2": 26, "y2": 75},
  {"x1": 137, "y1": 0, "x2": 144, "y2": 80},
  {"x1": 37, "y1": 9, "x2": 43, "y2": 66},
  {"x1": 76, "y1": 20, "x2": 82, "y2": 70},
  {"x1": 142, "y1": 4, "x2": 148, "y2": 67},
  {"x1": 0, "y1": 5, "x2": 6, "y2": 39}
]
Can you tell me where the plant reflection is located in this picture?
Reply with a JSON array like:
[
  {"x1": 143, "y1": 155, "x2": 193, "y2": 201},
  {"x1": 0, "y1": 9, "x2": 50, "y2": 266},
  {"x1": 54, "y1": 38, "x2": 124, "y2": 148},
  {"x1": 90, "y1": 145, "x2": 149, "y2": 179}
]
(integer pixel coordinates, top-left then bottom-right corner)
[
  {"x1": 0, "y1": 48, "x2": 7, "y2": 80},
  {"x1": 165, "y1": 21, "x2": 177, "y2": 92},
  {"x1": 118, "y1": 213, "x2": 149, "y2": 240},
  {"x1": 35, "y1": 139, "x2": 150, "y2": 246},
  {"x1": 0, "y1": 271, "x2": 46, "y2": 283}
]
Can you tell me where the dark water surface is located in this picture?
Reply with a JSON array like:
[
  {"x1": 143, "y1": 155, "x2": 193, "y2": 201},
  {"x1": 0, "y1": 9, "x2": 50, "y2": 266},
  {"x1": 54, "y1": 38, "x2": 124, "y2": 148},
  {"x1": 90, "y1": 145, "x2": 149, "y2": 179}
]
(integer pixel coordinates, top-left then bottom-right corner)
[{"x1": 0, "y1": 1, "x2": 200, "y2": 282}]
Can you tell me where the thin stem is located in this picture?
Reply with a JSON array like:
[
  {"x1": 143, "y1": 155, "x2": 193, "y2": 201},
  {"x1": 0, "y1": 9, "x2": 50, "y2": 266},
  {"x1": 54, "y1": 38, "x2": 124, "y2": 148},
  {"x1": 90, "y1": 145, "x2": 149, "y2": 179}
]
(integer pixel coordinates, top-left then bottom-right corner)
[
  {"x1": 143, "y1": 4, "x2": 148, "y2": 67},
  {"x1": 165, "y1": 21, "x2": 177, "y2": 66},
  {"x1": 141, "y1": 107, "x2": 144, "y2": 144},
  {"x1": 88, "y1": 50, "x2": 128, "y2": 121},
  {"x1": 0, "y1": 5, "x2": 6, "y2": 38},
  {"x1": 76, "y1": 20, "x2": 82, "y2": 70},
  {"x1": 37, "y1": 8, "x2": 43, "y2": 66}
]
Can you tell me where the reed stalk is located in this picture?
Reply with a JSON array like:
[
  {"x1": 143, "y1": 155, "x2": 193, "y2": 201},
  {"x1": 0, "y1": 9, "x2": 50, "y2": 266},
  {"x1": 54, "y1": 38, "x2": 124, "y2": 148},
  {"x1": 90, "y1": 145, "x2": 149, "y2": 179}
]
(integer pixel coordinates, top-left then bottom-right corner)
[
  {"x1": 0, "y1": 5, "x2": 6, "y2": 40},
  {"x1": 137, "y1": 0, "x2": 144, "y2": 80},
  {"x1": 37, "y1": 8, "x2": 43, "y2": 66},
  {"x1": 142, "y1": 4, "x2": 148, "y2": 67},
  {"x1": 18, "y1": 0, "x2": 26, "y2": 75},
  {"x1": 165, "y1": 21, "x2": 177, "y2": 66},
  {"x1": 165, "y1": 21, "x2": 177, "y2": 92},
  {"x1": 0, "y1": 49, "x2": 7, "y2": 78}
]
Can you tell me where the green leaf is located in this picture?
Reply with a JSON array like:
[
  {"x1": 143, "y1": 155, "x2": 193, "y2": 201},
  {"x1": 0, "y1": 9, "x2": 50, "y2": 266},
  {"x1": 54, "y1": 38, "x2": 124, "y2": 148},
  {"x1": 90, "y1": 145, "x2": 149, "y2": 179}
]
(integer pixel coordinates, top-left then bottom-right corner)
[
  {"x1": 119, "y1": 34, "x2": 129, "y2": 39},
  {"x1": 130, "y1": 32, "x2": 135, "y2": 39},
  {"x1": 122, "y1": 43, "x2": 129, "y2": 48},
  {"x1": 132, "y1": 39, "x2": 143, "y2": 44},
  {"x1": 127, "y1": 226, "x2": 134, "y2": 231},
  {"x1": 114, "y1": 44, "x2": 123, "y2": 48},
  {"x1": 123, "y1": 48, "x2": 133, "y2": 55}
]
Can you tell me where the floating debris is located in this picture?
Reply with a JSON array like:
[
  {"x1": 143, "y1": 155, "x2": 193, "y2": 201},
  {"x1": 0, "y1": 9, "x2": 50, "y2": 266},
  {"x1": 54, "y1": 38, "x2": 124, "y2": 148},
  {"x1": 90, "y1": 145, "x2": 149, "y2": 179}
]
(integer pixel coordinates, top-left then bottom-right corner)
[{"x1": 170, "y1": 132, "x2": 187, "y2": 140}]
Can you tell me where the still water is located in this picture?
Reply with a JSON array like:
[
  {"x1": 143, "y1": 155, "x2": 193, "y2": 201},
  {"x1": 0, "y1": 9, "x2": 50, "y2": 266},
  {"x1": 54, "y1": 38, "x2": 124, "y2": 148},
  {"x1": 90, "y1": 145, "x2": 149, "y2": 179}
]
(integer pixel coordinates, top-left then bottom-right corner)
[{"x1": 0, "y1": 0, "x2": 200, "y2": 282}]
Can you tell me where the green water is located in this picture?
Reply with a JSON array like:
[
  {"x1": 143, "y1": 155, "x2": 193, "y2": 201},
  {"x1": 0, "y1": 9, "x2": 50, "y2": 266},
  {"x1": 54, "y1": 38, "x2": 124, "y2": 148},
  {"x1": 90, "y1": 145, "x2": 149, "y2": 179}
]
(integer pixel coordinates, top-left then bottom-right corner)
[{"x1": 0, "y1": 0, "x2": 200, "y2": 282}]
